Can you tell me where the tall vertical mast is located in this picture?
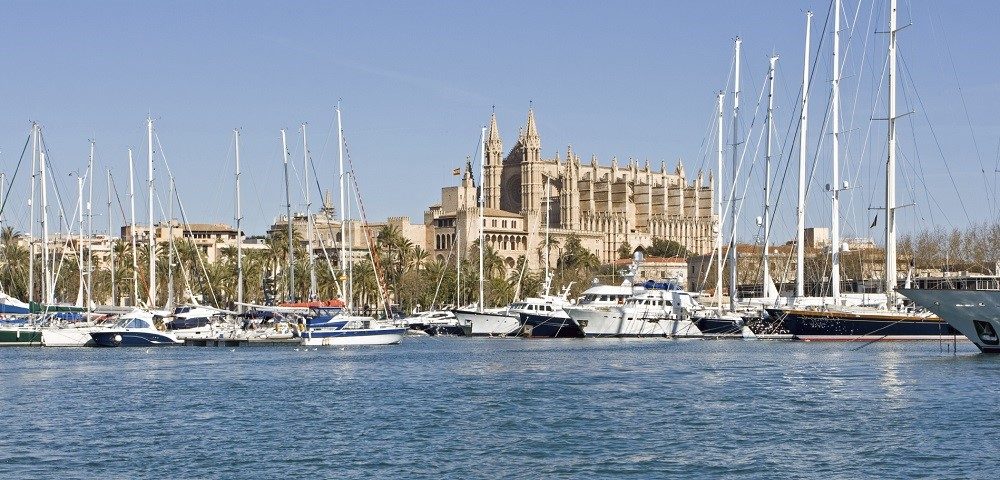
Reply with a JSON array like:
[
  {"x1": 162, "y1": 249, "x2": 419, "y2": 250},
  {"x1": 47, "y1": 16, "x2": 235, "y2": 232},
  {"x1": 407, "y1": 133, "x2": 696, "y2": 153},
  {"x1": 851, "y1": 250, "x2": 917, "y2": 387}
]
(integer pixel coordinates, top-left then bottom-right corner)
[
  {"x1": 107, "y1": 168, "x2": 115, "y2": 307},
  {"x1": 281, "y1": 129, "x2": 294, "y2": 302},
  {"x1": 76, "y1": 174, "x2": 84, "y2": 307},
  {"x1": 234, "y1": 129, "x2": 243, "y2": 312},
  {"x1": 303, "y1": 123, "x2": 317, "y2": 300},
  {"x1": 797, "y1": 12, "x2": 812, "y2": 299},
  {"x1": 728, "y1": 38, "x2": 741, "y2": 312},
  {"x1": 885, "y1": 0, "x2": 898, "y2": 299},
  {"x1": 28, "y1": 124, "x2": 37, "y2": 303},
  {"x1": 763, "y1": 55, "x2": 778, "y2": 296},
  {"x1": 87, "y1": 141, "x2": 94, "y2": 311},
  {"x1": 831, "y1": 0, "x2": 842, "y2": 304},
  {"x1": 40, "y1": 150, "x2": 51, "y2": 304},
  {"x1": 478, "y1": 126, "x2": 486, "y2": 311},
  {"x1": 715, "y1": 90, "x2": 725, "y2": 309},
  {"x1": 147, "y1": 117, "x2": 156, "y2": 308},
  {"x1": 129, "y1": 148, "x2": 138, "y2": 306},
  {"x1": 337, "y1": 105, "x2": 347, "y2": 307},
  {"x1": 166, "y1": 177, "x2": 175, "y2": 308},
  {"x1": 543, "y1": 176, "x2": 551, "y2": 296}
]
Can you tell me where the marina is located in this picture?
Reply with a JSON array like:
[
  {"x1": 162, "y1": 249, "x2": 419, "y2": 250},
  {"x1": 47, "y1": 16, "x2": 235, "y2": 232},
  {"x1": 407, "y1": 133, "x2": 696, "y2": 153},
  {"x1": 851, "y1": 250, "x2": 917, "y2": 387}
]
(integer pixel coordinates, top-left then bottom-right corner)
[{"x1": 3, "y1": 0, "x2": 1000, "y2": 477}]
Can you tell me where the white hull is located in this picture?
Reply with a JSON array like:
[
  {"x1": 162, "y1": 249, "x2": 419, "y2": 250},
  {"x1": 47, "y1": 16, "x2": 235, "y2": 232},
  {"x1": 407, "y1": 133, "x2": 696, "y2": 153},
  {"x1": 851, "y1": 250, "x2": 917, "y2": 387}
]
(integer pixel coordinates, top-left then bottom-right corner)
[
  {"x1": 565, "y1": 306, "x2": 702, "y2": 337},
  {"x1": 455, "y1": 310, "x2": 520, "y2": 336},
  {"x1": 900, "y1": 289, "x2": 1000, "y2": 352},
  {"x1": 300, "y1": 330, "x2": 404, "y2": 346},
  {"x1": 41, "y1": 326, "x2": 103, "y2": 347}
]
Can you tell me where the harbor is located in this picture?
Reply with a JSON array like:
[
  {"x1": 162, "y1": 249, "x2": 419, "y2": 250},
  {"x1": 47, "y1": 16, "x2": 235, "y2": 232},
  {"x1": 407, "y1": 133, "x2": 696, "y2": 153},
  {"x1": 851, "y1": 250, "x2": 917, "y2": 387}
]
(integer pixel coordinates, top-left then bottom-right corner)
[{"x1": 2, "y1": 0, "x2": 999, "y2": 477}]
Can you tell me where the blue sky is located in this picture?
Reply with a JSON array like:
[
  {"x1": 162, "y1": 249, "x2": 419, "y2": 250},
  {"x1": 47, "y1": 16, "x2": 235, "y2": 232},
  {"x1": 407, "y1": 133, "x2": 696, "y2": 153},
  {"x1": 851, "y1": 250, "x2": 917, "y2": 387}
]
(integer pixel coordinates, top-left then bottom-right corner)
[{"x1": 0, "y1": 0, "x2": 996, "y2": 244}]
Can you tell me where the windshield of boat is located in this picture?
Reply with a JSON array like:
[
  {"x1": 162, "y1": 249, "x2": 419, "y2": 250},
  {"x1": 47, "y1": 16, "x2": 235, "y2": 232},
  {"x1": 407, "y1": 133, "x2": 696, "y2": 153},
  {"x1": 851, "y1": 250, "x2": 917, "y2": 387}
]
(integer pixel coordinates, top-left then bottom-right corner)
[{"x1": 117, "y1": 316, "x2": 153, "y2": 329}]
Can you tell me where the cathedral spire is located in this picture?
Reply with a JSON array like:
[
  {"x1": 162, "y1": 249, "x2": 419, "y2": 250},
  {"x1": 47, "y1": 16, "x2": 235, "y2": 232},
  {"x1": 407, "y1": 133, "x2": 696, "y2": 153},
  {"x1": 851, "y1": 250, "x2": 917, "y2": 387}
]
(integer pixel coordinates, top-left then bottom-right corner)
[
  {"x1": 486, "y1": 112, "x2": 502, "y2": 157},
  {"x1": 524, "y1": 108, "x2": 540, "y2": 150}
]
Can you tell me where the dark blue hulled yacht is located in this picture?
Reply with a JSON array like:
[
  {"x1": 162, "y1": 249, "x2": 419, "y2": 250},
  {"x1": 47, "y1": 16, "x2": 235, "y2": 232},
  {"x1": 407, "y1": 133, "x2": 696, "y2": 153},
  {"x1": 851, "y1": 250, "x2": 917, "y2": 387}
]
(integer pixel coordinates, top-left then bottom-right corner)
[{"x1": 90, "y1": 309, "x2": 182, "y2": 347}]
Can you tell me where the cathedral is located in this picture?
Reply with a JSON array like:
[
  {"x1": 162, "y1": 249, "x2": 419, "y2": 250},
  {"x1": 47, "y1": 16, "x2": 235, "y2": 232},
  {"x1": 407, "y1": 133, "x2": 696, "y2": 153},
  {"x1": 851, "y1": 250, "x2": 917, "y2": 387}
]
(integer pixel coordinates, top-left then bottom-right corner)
[{"x1": 424, "y1": 109, "x2": 716, "y2": 271}]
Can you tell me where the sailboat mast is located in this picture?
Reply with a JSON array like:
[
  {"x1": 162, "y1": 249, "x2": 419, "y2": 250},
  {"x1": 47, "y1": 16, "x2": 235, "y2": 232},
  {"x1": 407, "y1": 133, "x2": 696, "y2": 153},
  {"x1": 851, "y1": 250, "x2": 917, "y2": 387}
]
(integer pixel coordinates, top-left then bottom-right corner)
[
  {"x1": 87, "y1": 141, "x2": 94, "y2": 311},
  {"x1": 715, "y1": 90, "x2": 724, "y2": 310},
  {"x1": 831, "y1": 0, "x2": 842, "y2": 304},
  {"x1": 76, "y1": 174, "x2": 84, "y2": 307},
  {"x1": 281, "y1": 129, "x2": 294, "y2": 302},
  {"x1": 28, "y1": 124, "x2": 37, "y2": 303},
  {"x1": 337, "y1": 105, "x2": 347, "y2": 307},
  {"x1": 167, "y1": 177, "x2": 175, "y2": 308},
  {"x1": 303, "y1": 123, "x2": 317, "y2": 300},
  {"x1": 107, "y1": 168, "x2": 115, "y2": 307},
  {"x1": 234, "y1": 129, "x2": 243, "y2": 312},
  {"x1": 885, "y1": 0, "x2": 898, "y2": 299},
  {"x1": 728, "y1": 38, "x2": 741, "y2": 312},
  {"x1": 797, "y1": 12, "x2": 812, "y2": 299},
  {"x1": 478, "y1": 126, "x2": 486, "y2": 312},
  {"x1": 147, "y1": 116, "x2": 156, "y2": 308},
  {"x1": 544, "y1": 175, "x2": 551, "y2": 296},
  {"x1": 40, "y1": 150, "x2": 50, "y2": 304},
  {"x1": 128, "y1": 148, "x2": 138, "y2": 306},
  {"x1": 763, "y1": 55, "x2": 778, "y2": 297}
]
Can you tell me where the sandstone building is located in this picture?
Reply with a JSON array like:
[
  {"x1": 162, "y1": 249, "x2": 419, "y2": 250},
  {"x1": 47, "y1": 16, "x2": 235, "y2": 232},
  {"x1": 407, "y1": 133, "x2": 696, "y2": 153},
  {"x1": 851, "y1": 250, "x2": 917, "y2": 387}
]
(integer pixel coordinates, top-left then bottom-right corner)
[{"x1": 425, "y1": 109, "x2": 716, "y2": 270}]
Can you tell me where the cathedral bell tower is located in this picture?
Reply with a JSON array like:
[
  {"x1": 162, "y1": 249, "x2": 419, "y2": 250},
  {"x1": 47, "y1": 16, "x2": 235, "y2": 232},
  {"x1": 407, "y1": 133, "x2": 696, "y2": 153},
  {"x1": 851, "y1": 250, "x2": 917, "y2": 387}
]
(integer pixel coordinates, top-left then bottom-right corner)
[
  {"x1": 520, "y1": 109, "x2": 542, "y2": 214},
  {"x1": 484, "y1": 112, "x2": 503, "y2": 210}
]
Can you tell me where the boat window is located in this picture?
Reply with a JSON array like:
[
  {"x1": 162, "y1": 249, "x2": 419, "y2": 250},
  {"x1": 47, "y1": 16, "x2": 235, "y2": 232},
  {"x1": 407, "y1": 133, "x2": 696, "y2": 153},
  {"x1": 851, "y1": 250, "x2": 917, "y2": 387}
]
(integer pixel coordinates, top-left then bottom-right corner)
[{"x1": 974, "y1": 320, "x2": 999, "y2": 345}]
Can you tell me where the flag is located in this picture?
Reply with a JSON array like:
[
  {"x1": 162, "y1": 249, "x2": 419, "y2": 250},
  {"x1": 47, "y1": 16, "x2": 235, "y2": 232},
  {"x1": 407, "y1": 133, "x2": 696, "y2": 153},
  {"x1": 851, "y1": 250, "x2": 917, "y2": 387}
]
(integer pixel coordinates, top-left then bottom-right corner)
[
  {"x1": 869, "y1": 215, "x2": 877, "y2": 228},
  {"x1": 452, "y1": 167, "x2": 461, "y2": 176}
]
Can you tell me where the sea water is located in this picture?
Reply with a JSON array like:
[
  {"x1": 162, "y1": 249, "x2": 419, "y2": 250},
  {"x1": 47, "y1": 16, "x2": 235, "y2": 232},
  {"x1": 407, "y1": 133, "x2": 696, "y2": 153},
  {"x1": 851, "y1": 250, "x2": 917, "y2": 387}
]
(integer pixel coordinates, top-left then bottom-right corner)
[{"x1": 0, "y1": 338, "x2": 996, "y2": 479}]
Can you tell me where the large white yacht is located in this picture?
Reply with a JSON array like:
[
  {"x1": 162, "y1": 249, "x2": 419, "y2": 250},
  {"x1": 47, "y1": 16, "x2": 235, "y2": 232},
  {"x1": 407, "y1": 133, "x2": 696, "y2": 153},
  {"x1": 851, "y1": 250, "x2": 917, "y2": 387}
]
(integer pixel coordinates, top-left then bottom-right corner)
[
  {"x1": 901, "y1": 284, "x2": 998, "y2": 353},
  {"x1": 573, "y1": 282, "x2": 703, "y2": 338}
]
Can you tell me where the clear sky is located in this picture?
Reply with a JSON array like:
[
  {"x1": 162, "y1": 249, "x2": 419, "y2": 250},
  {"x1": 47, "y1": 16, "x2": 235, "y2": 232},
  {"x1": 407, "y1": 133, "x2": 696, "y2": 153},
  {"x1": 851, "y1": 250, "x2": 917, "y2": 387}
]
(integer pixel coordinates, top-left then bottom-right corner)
[{"x1": 1, "y1": 0, "x2": 996, "y2": 244}]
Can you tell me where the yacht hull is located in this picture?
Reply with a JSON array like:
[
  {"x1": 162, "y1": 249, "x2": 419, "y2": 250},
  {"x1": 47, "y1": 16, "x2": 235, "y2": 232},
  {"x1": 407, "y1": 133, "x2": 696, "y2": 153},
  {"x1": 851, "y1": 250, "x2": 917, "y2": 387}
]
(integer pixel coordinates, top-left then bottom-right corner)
[
  {"x1": 518, "y1": 313, "x2": 584, "y2": 338},
  {"x1": 300, "y1": 328, "x2": 405, "y2": 346},
  {"x1": 41, "y1": 327, "x2": 101, "y2": 347},
  {"x1": 90, "y1": 330, "x2": 182, "y2": 347},
  {"x1": 900, "y1": 289, "x2": 1000, "y2": 353},
  {"x1": 0, "y1": 327, "x2": 42, "y2": 346},
  {"x1": 694, "y1": 316, "x2": 744, "y2": 335},
  {"x1": 766, "y1": 307, "x2": 957, "y2": 341},
  {"x1": 454, "y1": 309, "x2": 520, "y2": 337},
  {"x1": 565, "y1": 307, "x2": 702, "y2": 337},
  {"x1": 421, "y1": 324, "x2": 472, "y2": 336}
]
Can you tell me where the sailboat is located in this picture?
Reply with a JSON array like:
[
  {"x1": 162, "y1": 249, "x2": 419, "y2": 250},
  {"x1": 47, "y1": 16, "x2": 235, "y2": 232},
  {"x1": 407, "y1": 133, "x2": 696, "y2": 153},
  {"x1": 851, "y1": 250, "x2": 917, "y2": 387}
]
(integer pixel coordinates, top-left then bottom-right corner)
[
  {"x1": 765, "y1": 0, "x2": 952, "y2": 340},
  {"x1": 298, "y1": 106, "x2": 405, "y2": 346},
  {"x1": 86, "y1": 117, "x2": 180, "y2": 347}
]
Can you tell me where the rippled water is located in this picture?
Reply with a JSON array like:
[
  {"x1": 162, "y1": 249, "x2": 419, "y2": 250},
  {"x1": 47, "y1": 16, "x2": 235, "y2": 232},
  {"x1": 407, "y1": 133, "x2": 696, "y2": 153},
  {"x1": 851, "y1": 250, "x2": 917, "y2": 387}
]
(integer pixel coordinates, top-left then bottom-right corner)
[{"x1": 1, "y1": 338, "x2": 997, "y2": 479}]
